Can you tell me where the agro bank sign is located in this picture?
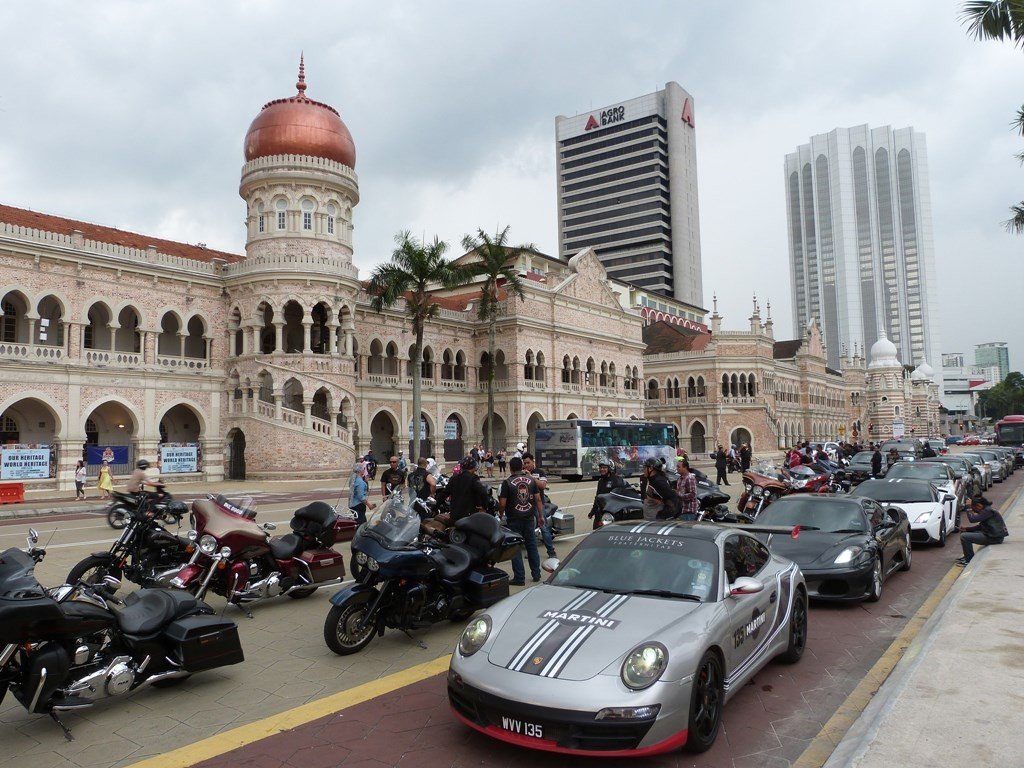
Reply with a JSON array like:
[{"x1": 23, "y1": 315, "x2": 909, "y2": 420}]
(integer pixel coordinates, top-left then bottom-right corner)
[
  {"x1": 160, "y1": 443, "x2": 199, "y2": 474},
  {"x1": 1, "y1": 446, "x2": 50, "y2": 480}
]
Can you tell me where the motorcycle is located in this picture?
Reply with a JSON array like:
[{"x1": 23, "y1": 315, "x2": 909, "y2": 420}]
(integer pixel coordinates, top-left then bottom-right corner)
[
  {"x1": 0, "y1": 529, "x2": 244, "y2": 737},
  {"x1": 169, "y1": 494, "x2": 357, "y2": 609},
  {"x1": 106, "y1": 489, "x2": 175, "y2": 529},
  {"x1": 593, "y1": 469, "x2": 735, "y2": 526},
  {"x1": 736, "y1": 462, "x2": 791, "y2": 518},
  {"x1": 323, "y1": 493, "x2": 523, "y2": 655},
  {"x1": 67, "y1": 495, "x2": 191, "y2": 590}
]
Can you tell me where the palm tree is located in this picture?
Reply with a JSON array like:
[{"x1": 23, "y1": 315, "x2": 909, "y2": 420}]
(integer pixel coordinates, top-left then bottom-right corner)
[
  {"x1": 960, "y1": 0, "x2": 1024, "y2": 232},
  {"x1": 367, "y1": 231, "x2": 474, "y2": 460},
  {"x1": 461, "y1": 227, "x2": 533, "y2": 451}
]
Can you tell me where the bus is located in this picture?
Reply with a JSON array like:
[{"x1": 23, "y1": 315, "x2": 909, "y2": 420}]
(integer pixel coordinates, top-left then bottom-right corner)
[
  {"x1": 533, "y1": 419, "x2": 678, "y2": 480},
  {"x1": 995, "y1": 415, "x2": 1024, "y2": 464}
]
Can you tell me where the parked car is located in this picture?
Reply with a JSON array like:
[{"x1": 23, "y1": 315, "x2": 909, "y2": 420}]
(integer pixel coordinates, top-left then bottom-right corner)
[
  {"x1": 885, "y1": 461, "x2": 964, "y2": 513},
  {"x1": 975, "y1": 449, "x2": 1007, "y2": 483},
  {"x1": 945, "y1": 436, "x2": 964, "y2": 445},
  {"x1": 959, "y1": 452, "x2": 992, "y2": 489},
  {"x1": 851, "y1": 478, "x2": 957, "y2": 546},
  {"x1": 846, "y1": 451, "x2": 880, "y2": 485},
  {"x1": 878, "y1": 440, "x2": 923, "y2": 462},
  {"x1": 924, "y1": 456, "x2": 982, "y2": 499},
  {"x1": 960, "y1": 436, "x2": 981, "y2": 446}
]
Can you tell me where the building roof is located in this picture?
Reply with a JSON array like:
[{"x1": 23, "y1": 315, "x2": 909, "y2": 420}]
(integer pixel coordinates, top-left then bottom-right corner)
[
  {"x1": 642, "y1": 320, "x2": 712, "y2": 355},
  {"x1": 0, "y1": 203, "x2": 243, "y2": 264},
  {"x1": 772, "y1": 339, "x2": 803, "y2": 359}
]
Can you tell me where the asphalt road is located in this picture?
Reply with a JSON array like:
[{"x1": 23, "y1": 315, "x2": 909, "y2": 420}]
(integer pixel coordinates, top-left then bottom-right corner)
[{"x1": 0, "y1": 461, "x2": 1017, "y2": 768}]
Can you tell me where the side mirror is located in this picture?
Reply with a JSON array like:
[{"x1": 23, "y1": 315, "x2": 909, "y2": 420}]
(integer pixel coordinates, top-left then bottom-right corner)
[
  {"x1": 541, "y1": 557, "x2": 559, "y2": 574},
  {"x1": 729, "y1": 577, "x2": 764, "y2": 596},
  {"x1": 27, "y1": 527, "x2": 39, "y2": 546},
  {"x1": 944, "y1": 495, "x2": 956, "y2": 504},
  {"x1": 262, "y1": 522, "x2": 277, "y2": 531}
]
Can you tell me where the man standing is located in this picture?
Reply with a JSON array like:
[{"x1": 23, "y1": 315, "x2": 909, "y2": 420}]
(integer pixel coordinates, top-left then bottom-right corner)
[
  {"x1": 408, "y1": 457, "x2": 436, "y2": 501},
  {"x1": 499, "y1": 457, "x2": 543, "y2": 585},
  {"x1": 714, "y1": 445, "x2": 729, "y2": 486},
  {"x1": 640, "y1": 457, "x2": 680, "y2": 520},
  {"x1": 739, "y1": 443, "x2": 752, "y2": 472},
  {"x1": 588, "y1": 460, "x2": 623, "y2": 529},
  {"x1": 446, "y1": 457, "x2": 489, "y2": 521},
  {"x1": 379, "y1": 455, "x2": 407, "y2": 497},
  {"x1": 522, "y1": 452, "x2": 556, "y2": 557},
  {"x1": 675, "y1": 457, "x2": 699, "y2": 520},
  {"x1": 871, "y1": 446, "x2": 883, "y2": 478}
]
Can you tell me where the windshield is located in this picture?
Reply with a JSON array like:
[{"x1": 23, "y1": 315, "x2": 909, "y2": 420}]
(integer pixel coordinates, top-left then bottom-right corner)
[
  {"x1": 757, "y1": 497, "x2": 867, "y2": 532},
  {"x1": 886, "y1": 464, "x2": 948, "y2": 482},
  {"x1": 851, "y1": 480, "x2": 935, "y2": 504},
  {"x1": 361, "y1": 495, "x2": 421, "y2": 547},
  {"x1": 552, "y1": 531, "x2": 720, "y2": 601},
  {"x1": 850, "y1": 452, "x2": 873, "y2": 467},
  {"x1": 997, "y1": 423, "x2": 1024, "y2": 445}
]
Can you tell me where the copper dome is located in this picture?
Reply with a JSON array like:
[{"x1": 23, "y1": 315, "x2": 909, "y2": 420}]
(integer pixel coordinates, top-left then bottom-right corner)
[{"x1": 243, "y1": 57, "x2": 356, "y2": 168}]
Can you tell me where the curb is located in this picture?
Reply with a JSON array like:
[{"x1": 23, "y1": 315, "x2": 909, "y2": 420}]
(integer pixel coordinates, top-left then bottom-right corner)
[{"x1": 0, "y1": 503, "x2": 108, "y2": 520}]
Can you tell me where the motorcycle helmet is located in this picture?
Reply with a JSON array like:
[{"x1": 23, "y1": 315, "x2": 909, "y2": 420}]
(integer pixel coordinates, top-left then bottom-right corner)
[
  {"x1": 642, "y1": 457, "x2": 661, "y2": 472},
  {"x1": 136, "y1": 459, "x2": 150, "y2": 470},
  {"x1": 597, "y1": 459, "x2": 612, "y2": 468},
  {"x1": 166, "y1": 500, "x2": 188, "y2": 520}
]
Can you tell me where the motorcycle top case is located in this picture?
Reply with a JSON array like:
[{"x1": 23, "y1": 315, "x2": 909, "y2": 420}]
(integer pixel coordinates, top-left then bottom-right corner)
[
  {"x1": 163, "y1": 614, "x2": 245, "y2": 673},
  {"x1": 0, "y1": 548, "x2": 64, "y2": 644},
  {"x1": 465, "y1": 566, "x2": 510, "y2": 608},
  {"x1": 551, "y1": 511, "x2": 575, "y2": 535}
]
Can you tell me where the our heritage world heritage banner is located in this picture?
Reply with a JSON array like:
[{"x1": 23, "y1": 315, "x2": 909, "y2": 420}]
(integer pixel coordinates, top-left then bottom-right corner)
[
  {"x1": 0, "y1": 446, "x2": 51, "y2": 480},
  {"x1": 160, "y1": 444, "x2": 199, "y2": 474}
]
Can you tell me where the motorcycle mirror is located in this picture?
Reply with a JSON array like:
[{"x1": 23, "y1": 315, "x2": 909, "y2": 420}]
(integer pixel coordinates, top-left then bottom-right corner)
[
  {"x1": 262, "y1": 522, "x2": 277, "y2": 531},
  {"x1": 27, "y1": 527, "x2": 39, "y2": 545},
  {"x1": 541, "y1": 557, "x2": 559, "y2": 574}
]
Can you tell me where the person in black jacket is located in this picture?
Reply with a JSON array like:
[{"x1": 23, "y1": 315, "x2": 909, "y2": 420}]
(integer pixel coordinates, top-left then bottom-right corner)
[
  {"x1": 871, "y1": 447, "x2": 883, "y2": 478},
  {"x1": 639, "y1": 457, "x2": 680, "y2": 520},
  {"x1": 446, "y1": 458, "x2": 489, "y2": 521},
  {"x1": 714, "y1": 445, "x2": 730, "y2": 486},
  {"x1": 957, "y1": 495, "x2": 1008, "y2": 565},
  {"x1": 588, "y1": 460, "x2": 625, "y2": 529}
]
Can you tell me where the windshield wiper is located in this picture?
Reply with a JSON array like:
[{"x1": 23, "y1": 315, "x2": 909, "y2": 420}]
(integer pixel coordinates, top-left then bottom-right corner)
[
  {"x1": 832, "y1": 528, "x2": 866, "y2": 533},
  {"x1": 624, "y1": 589, "x2": 702, "y2": 601},
  {"x1": 565, "y1": 583, "x2": 620, "y2": 594}
]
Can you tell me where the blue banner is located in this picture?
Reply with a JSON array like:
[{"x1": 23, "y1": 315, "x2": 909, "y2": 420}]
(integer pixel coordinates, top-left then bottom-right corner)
[{"x1": 86, "y1": 445, "x2": 129, "y2": 466}]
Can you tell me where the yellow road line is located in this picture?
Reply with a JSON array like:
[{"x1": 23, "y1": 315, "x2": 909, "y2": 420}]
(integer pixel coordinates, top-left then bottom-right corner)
[
  {"x1": 125, "y1": 653, "x2": 452, "y2": 768},
  {"x1": 794, "y1": 481, "x2": 1024, "y2": 768}
]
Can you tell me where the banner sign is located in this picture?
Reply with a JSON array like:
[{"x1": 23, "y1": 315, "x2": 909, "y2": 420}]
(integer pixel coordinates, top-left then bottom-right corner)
[
  {"x1": 86, "y1": 445, "x2": 129, "y2": 466},
  {"x1": 0, "y1": 447, "x2": 50, "y2": 480},
  {"x1": 160, "y1": 444, "x2": 199, "y2": 474},
  {"x1": 892, "y1": 421, "x2": 905, "y2": 440},
  {"x1": 408, "y1": 418, "x2": 428, "y2": 439},
  {"x1": 444, "y1": 418, "x2": 460, "y2": 440}
]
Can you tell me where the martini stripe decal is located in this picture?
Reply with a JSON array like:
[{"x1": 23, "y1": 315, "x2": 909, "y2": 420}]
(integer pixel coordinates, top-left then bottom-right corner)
[{"x1": 507, "y1": 590, "x2": 596, "y2": 672}]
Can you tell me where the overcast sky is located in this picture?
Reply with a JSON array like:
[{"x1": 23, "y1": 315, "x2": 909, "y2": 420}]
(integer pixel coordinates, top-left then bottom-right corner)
[{"x1": 2, "y1": 0, "x2": 1022, "y2": 371}]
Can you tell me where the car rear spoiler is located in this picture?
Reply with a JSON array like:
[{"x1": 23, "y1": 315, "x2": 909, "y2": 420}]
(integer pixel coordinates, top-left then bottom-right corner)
[{"x1": 717, "y1": 523, "x2": 803, "y2": 538}]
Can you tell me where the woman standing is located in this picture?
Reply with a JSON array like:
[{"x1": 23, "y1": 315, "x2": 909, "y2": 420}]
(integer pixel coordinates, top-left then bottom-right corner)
[
  {"x1": 74, "y1": 460, "x2": 88, "y2": 500},
  {"x1": 96, "y1": 460, "x2": 113, "y2": 499},
  {"x1": 349, "y1": 462, "x2": 374, "y2": 525}
]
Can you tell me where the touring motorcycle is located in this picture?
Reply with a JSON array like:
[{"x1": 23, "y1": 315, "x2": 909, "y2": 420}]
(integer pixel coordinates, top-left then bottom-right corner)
[
  {"x1": 593, "y1": 468, "x2": 737, "y2": 525},
  {"x1": 169, "y1": 495, "x2": 357, "y2": 609},
  {"x1": 0, "y1": 529, "x2": 243, "y2": 737},
  {"x1": 323, "y1": 493, "x2": 523, "y2": 655},
  {"x1": 105, "y1": 489, "x2": 177, "y2": 530}
]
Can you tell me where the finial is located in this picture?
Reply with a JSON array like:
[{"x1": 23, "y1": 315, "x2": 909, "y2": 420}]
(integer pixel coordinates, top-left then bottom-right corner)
[
  {"x1": 752, "y1": 292, "x2": 758, "y2": 313},
  {"x1": 766, "y1": 300, "x2": 772, "y2": 321},
  {"x1": 296, "y1": 53, "x2": 307, "y2": 96},
  {"x1": 712, "y1": 293, "x2": 718, "y2": 314}
]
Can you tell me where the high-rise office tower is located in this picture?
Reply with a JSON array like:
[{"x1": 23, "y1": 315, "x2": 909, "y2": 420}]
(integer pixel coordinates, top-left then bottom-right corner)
[
  {"x1": 785, "y1": 125, "x2": 941, "y2": 375},
  {"x1": 555, "y1": 82, "x2": 703, "y2": 309},
  {"x1": 974, "y1": 342, "x2": 1009, "y2": 382}
]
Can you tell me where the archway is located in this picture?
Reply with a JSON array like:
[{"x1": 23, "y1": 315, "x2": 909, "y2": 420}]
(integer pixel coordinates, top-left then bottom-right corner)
[
  {"x1": 443, "y1": 412, "x2": 465, "y2": 462},
  {"x1": 408, "y1": 411, "x2": 433, "y2": 459},
  {"x1": 1, "y1": 290, "x2": 30, "y2": 345},
  {"x1": 83, "y1": 400, "x2": 138, "y2": 475},
  {"x1": 730, "y1": 427, "x2": 752, "y2": 451},
  {"x1": 0, "y1": 397, "x2": 62, "y2": 480},
  {"x1": 482, "y1": 413, "x2": 507, "y2": 453},
  {"x1": 159, "y1": 403, "x2": 203, "y2": 474},
  {"x1": 689, "y1": 421, "x2": 707, "y2": 455},
  {"x1": 227, "y1": 428, "x2": 246, "y2": 480},
  {"x1": 35, "y1": 294, "x2": 66, "y2": 348},
  {"x1": 526, "y1": 411, "x2": 545, "y2": 456},
  {"x1": 370, "y1": 410, "x2": 398, "y2": 459}
]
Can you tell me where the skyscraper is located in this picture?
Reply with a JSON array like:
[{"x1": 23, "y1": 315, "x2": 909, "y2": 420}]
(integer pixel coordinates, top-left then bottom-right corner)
[
  {"x1": 555, "y1": 82, "x2": 703, "y2": 309},
  {"x1": 974, "y1": 342, "x2": 1009, "y2": 381},
  {"x1": 785, "y1": 125, "x2": 941, "y2": 375}
]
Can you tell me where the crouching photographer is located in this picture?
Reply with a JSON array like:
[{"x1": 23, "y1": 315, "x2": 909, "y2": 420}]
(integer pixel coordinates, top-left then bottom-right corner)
[{"x1": 957, "y1": 495, "x2": 1009, "y2": 566}]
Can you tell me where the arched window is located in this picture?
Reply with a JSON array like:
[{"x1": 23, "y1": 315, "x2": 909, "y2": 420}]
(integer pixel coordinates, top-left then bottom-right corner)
[
  {"x1": 301, "y1": 199, "x2": 315, "y2": 231},
  {"x1": 275, "y1": 198, "x2": 287, "y2": 230},
  {"x1": 730, "y1": 374, "x2": 739, "y2": 398},
  {"x1": 562, "y1": 355, "x2": 572, "y2": 384},
  {"x1": 535, "y1": 352, "x2": 545, "y2": 384},
  {"x1": 326, "y1": 203, "x2": 337, "y2": 235},
  {"x1": 687, "y1": 377, "x2": 696, "y2": 398},
  {"x1": 697, "y1": 376, "x2": 705, "y2": 396},
  {"x1": 524, "y1": 350, "x2": 535, "y2": 380},
  {"x1": 722, "y1": 374, "x2": 729, "y2": 397},
  {"x1": 739, "y1": 373, "x2": 748, "y2": 397},
  {"x1": 647, "y1": 379, "x2": 660, "y2": 401}
]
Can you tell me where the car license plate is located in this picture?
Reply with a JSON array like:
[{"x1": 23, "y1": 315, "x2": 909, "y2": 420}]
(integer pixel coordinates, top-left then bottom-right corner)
[{"x1": 499, "y1": 715, "x2": 545, "y2": 740}]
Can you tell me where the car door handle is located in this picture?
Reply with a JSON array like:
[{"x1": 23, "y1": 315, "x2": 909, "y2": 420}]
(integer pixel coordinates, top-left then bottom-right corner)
[{"x1": 769, "y1": 591, "x2": 777, "y2": 603}]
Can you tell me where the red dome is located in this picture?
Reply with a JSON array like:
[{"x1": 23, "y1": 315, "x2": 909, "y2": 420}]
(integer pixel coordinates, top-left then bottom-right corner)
[{"x1": 243, "y1": 58, "x2": 356, "y2": 168}]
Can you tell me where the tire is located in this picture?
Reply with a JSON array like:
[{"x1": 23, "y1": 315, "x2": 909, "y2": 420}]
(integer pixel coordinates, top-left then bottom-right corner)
[
  {"x1": 107, "y1": 505, "x2": 130, "y2": 529},
  {"x1": 684, "y1": 650, "x2": 725, "y2": 753},
  {"x1": 323, "y1": 593, "x2": 378, "y2": 655},
  {"x1": 67, "y1": 555, "x2": 123, "y2": 589},
  {"x1": 936, "y1": 519, "x2": 946, "y2": 548},
  {"x1": 287, "y1": 586, "x2": 317, "y2": 599},
  {"x1": 779, "y1": 590, "x2": 808, "y2": 664},
  {"x1": 899, "y1": 538, "x2": 912, "y2": 571},
  {"x1": 449, "y1": 607, "x2": 475, "y2": 623},
  {"x1": 866, "y1": 556, "x2": 883, "y2": 602}
]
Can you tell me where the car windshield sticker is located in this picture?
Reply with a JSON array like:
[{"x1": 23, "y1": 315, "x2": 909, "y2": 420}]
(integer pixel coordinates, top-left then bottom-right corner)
[
  {"x1": 508, "y1": 591, "x2": 630, "y2": 678},
  {"x1": 605, "y1": 531, "x2": 689, "y2": 553}
]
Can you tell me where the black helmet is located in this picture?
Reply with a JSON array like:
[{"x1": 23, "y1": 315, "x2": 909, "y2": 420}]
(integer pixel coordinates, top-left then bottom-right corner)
[
  {"x1": 167, "y1": 501, "x2": 188, "y2": 519},
  {"x1": 460, "y1": 456, "x2": 478, "y2": 471},
  {"x1": 642, "y1": 457, "x2": 661, "y2": 472},
  {"x1": 136, "y1": 459, "x2": 150, "y2": 470}
]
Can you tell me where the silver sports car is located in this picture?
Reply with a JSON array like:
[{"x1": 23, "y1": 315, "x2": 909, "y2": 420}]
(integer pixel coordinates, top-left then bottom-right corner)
[{"x1": 448, "y1": 520, "x2": 808, "y2": 756}]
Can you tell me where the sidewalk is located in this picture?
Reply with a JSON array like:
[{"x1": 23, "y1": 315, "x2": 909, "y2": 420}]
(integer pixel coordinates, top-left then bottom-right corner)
[{"x1": 824, "y1": 485, "x2": 1024, "y2": 767}]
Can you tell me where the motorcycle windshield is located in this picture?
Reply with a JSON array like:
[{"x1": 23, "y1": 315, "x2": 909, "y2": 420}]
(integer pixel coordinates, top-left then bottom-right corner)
[{"x1": 362, "y1": 496, "x2": 421, "y2": 548}]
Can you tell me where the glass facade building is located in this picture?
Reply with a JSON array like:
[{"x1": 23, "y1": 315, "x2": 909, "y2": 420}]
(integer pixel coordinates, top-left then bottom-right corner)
[
  {"x1": 555, "y1": 82, "x2": 703, "y2": 309},
  {"x1": 785, "y1": 125, "x2": 941, "y2": 376},
  {"x1": 974, "y1": 342, "x2": 1009, "y2": 382}
]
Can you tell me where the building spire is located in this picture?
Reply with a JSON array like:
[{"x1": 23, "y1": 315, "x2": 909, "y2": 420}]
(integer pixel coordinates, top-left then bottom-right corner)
[
  {"x1": 296, "y1": 52, "x2": 307, "y2": 97},
  {"x1": 766, "y1": 300, "x2": 772, "y2": 321}
]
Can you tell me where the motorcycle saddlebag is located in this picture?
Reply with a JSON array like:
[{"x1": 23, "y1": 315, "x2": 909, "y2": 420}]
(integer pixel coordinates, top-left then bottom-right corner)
[
  {"x1": 551, "y1": 511, "x2": 575, "y2": 535},
  {"x1": 466, "y1": 566, "x2": 510, "y2": 608},
  {"x1": 163, "y1": 614, "x2": 245, "y2": 673},
  {"x1": 491, "y1": 529, "x2": 524, "y2": 563}
]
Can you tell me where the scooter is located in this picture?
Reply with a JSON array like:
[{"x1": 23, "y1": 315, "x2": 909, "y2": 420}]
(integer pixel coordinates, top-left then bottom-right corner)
[
  {"x1": 169, "y1": 495, "x2": 357, "y2": 609},
  {"x1": 323, "y1": 493, "x2": 523, "y2": 655},
  {"x1": 0, "y1": 529, "x2": 243, "y2": 738}
]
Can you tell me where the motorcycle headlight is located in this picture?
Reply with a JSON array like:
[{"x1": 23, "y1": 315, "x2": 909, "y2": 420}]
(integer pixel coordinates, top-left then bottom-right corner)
[
  {"x1": 354, "y1": 551, "x2": 368, "y2": 565},
  {"x1": 621, "y1": 642, "x2": 668, "y2": 690},
  {"x1": 459, "y1": 615, "x2": 492, "y2": 657},
  {"x1": 198, "y1": 534, "x2": 218, "y2": 555},
  {"x1": 834, "y1": 546, "x2": 865, "y2": 564},
  {"x1": 366, "y1": 557, "x2": 380, "y2": 572},
  {"x1": 187, "y1": 529, "x2": 198, "y2": 542}
]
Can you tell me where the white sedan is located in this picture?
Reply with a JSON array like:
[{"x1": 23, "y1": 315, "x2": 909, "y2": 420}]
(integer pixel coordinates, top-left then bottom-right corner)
[{"x1": 850, "y1": 479, "x2": 957, "y2": 547}]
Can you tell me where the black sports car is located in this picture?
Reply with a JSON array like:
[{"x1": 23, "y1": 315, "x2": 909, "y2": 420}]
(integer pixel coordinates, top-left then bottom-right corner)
[
  {"x1": 846, "y1": 451, "x2": 880, "y2": 485},
  {"x1": 751, "y1": 495, "x2": 911, "y2": 602}
]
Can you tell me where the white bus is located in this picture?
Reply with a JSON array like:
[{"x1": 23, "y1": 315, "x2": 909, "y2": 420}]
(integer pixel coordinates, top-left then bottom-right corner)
[{"x1": 533, "y1": 419, "x2": 678, "y2": 480}]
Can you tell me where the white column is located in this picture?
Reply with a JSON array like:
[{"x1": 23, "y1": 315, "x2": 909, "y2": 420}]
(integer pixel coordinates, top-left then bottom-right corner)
[{"x1": 302, "y1": 322, "x2": 312, "y2": 354}]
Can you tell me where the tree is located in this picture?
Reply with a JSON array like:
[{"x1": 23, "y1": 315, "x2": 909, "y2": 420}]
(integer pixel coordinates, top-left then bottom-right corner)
[
  {"x1": 977, "y1": 371, "x2": 1024, "y2": 419},
  {"x1": 960, "y1": 0, "x2": 1024, "y2": 232},
  {"x1": 367, "y1": 232, "x2": 474, "y2": 460},
  {"x1": 461, "y1": 227, "x2": 533, "y2": 451}
]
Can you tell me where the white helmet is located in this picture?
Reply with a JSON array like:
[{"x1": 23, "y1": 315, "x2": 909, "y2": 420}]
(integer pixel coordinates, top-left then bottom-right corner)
[{"x1": 516, "y1": 442, "x2": 526, "y2": 452}]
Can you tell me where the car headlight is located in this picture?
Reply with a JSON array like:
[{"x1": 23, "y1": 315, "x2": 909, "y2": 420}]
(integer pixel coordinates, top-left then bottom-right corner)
[
  {"x1": 621, "y1": 642, "x2": 668, "y2": 690},
  {"x1": 834, "y1": 546, "x2": 865, "y2": 564},
  {"x1": 459, "y1": 616, "x2": 492, "y2": 657},
  {"x1": 914, "y1": 512, "x2": 934, "y2": 524},
  {"x1": 198, "y1": 534, "x2": 218, "y2": 555}
]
